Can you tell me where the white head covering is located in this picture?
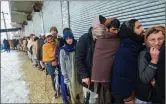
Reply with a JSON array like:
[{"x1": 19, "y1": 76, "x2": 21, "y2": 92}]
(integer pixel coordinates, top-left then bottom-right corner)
[
  {"x1": 41, "y1": 33, "x2": 45, "y2": 36},
  {"x1": 45, "y1": 33, "x2": 53, "y2": 37}
]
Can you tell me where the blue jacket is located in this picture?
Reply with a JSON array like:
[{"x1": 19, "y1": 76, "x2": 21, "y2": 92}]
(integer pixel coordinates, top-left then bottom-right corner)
[{"x1": 111, "y1": 38, "x2": 145, "y2": 99}]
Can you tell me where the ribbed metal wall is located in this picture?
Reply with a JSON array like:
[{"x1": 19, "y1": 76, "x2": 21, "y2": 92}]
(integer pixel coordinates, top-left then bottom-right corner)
[
  {"x1": 42, "y1": 1, "x2": 63, "y2": 36},
  {"x1": 69, "y1": 1, "x2": 165, "y2": 39}
]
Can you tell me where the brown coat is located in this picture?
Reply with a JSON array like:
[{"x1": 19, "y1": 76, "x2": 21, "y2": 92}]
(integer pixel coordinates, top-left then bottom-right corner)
[{"x1": 91, "y1": 32, "x2": 120, "y2": 82}]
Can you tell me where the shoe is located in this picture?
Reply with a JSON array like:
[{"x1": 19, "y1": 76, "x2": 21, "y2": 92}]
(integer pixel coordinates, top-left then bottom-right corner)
[
  {"x1": 54, "y1": 92, "x2": 59, "y2": 98},
  {"x1": 41, "y1": 68, "x2": 45, "y2": 71},
  {"x1": 46, "y1": 71, "x2": 48, "y2": 75}
]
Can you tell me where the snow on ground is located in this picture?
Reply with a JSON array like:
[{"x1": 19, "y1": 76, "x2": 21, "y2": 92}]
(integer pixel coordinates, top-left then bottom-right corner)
[{"x1": 1, "y1": 51, "x2": 30, "y2": 103}]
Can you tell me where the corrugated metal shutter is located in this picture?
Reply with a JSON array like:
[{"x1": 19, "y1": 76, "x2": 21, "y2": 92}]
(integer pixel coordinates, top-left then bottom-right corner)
[
  {"x1": 42, "y1": 1, "x2": 63, "y2": 36},
  {"x1": 69, "y1": 1, "x2": 165, "y2": 39}
]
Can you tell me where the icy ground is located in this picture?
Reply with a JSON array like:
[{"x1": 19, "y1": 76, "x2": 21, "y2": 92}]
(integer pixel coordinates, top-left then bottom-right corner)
[{"x1": 1, "y1": 51, "x2": 30, "y2": 103}]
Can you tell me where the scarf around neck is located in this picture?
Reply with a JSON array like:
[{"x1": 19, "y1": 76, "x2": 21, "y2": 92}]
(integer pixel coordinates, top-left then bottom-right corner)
[{"x1": 61, "y1": 39, "x2": 77, "y2": 53}]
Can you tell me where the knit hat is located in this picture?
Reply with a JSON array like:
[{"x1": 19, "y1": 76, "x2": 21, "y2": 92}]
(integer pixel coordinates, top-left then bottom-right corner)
[
  {"x1": 50, "y1": 26, "x2": 58, "y2": 33},
  {"x1": 63, "y1": 32, "x2": 74, "y2": 39}
]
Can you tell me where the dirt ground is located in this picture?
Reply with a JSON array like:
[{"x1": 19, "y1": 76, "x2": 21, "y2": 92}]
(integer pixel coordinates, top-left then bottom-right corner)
[{"x1": 19, "y1": 52, "x2": 63, "y2": 103}]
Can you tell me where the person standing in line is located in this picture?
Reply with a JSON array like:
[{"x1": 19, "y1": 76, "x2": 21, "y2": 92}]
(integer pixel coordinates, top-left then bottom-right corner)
[
  {"x1": 32, "y1": 36, "x2": 39, "y2": 68},
  {"x1": 91, "y1": 17, "x2": 120, "y2": 104},
  {"x1": 55, "y1": 28, "x2": 72, "y2": 104},
  {"x1": 76, "y1": 15, "x2": 106, "y2": 103},
  {"x1": 27, "y1": 34, "x2": 35, "y2": 61},
  {"x1": 37, "y1": 33, "x2": 46, "y2": 70},
  {"x1": 60, "y1": 31, "x2": 83, "y2": 104},
  {"x1": 135, "y1": 26, "x2": 165, "y2": 104},
  {"x1": 111, "y1": 19, "x2": 145, "y2": 104},
  {"x1": 42, "y1": 33, "x2": 59, "y2": 98}
]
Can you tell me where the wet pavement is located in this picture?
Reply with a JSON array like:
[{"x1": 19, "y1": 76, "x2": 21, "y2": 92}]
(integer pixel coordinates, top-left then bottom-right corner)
[{"x1": 1, "y1": 50, "x2": 62, "y2": 103}]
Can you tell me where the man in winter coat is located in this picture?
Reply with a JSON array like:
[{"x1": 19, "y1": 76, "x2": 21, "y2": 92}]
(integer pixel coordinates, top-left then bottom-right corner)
[
  {"x1": 37, "y1": 33, "x2": 45, "y2": 70},
  {"x1": 76, "y1": 15, "x2": 106, "y2": 103},
  {"x1": 91, "y1": 18, "x2": 120, "y2": 104},
  {"x1": 111, "y1": 19, "x2": 145, "y2": 104},
  {"x1": 135, "y1": 26, "x2": 165, "y2": 104},
  {"x1": 32, "y1": 36, "x2": 39, "y2": 67},
  {"x1": 27, "y1": 34, "x2": 35, "y2": 60},
  {"x1": 154, "y1": 27, "x2": 165, "y2": 104},
  {"x1": 156, "y1": 41, "x2": 165, "y2": 104}
]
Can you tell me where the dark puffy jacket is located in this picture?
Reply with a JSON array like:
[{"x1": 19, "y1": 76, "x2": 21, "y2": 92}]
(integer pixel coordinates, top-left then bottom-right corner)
[
  {"x1": 37, "y1": 38, "x2": 45, "y2": 60},
  {"x1": 111, "y1": 39, "x2": 144, "y2": 99},
  {"x1": 135, "y1": 49, "x2": 158, "y2": 102},
  {"x1": 76, "y1": 27, "x2": 95, "y2": 90},
  {"x1": 155, "y1": 41, "x2": 165, "y2": 104}
]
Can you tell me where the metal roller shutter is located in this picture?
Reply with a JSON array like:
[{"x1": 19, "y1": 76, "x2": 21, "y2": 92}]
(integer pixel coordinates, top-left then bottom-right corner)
[
  {"x1": 42, "y1": 1, "x2": 63, "y2": 36},
  {"x1": 69, "y1": 1, "x2": 165, "y2": 39}
]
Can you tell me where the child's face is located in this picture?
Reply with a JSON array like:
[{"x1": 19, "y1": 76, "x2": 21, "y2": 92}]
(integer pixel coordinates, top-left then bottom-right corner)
[
  {"x1": 145, "y1": 31, "x2": 164, "y2": 49},
  {"x1": 65, "y1": 38, "x2": 73, "y2": 45},
  {"x1": 46, "y1": 36, "x2": 53, "y2": 43}
]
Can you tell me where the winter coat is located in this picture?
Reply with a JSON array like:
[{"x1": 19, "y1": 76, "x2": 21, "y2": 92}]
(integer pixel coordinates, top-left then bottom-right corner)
[
  {"x1": 60, "y1": 49, "x2": 83, "y2": 103},
  {"x1": 32, "y1": 41, "x2": 38, "y2": 57},
  {"x1": 42, "y1": 42, "x2": 56, "y2": 62},
  {"x1": 76, "y1": 27, "x2": 96, "y2": 90},
  {"x1": 23, "y1": 39, "x2": 27, "y2": 50},
  {"x1": 155, "y1": 41, "x2": 165, "y2": 104},
  {"x1": 135, "y1": 48, "x2": 158, "y2": 102},
  {"x1": 37, "y1": 38, "x2": 45, "y2": 60},
  {"x1": 91, "y1": 32, "x2": 120, "y2": 82},
  {"x1": 27, "y1": 39, "x2": 33, "y2": 51},
  {"x1": 55, "y1": 37, "x2": 65, "y2": 66},
  {"x1": 111, "y1": 38, "x2": 145, "y2": 99}
]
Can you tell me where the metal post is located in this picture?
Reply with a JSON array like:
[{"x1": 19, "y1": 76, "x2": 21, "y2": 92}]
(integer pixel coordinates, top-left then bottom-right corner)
[{"x1": 1, "y1": 11, "x2": 9, "y2": 40}]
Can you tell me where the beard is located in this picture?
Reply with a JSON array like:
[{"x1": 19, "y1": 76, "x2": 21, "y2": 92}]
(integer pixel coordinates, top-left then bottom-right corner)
[{"x1": 130, "y1": 32, "x2": 145, "y2": 44}]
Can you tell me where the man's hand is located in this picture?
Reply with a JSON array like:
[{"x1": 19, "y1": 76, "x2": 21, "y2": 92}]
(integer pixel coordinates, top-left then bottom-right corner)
[
  {"x1": 51, "y1": 61, "x2": 57, "y2": 66},
  {"x1": 150, "y1": 47, "x2": 160, "y2": 64},
  {"x1": 82, "y1": 78, "x2": 90, "y2": 87}
]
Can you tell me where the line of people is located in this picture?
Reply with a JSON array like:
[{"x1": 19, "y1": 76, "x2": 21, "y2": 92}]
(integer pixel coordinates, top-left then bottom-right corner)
[
  {"x1": 75, "y1": 15, "x2": 165, "y2": 104},
  {"x1": 17, "y1": 15, "x2": 165, "y2": 104}
]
